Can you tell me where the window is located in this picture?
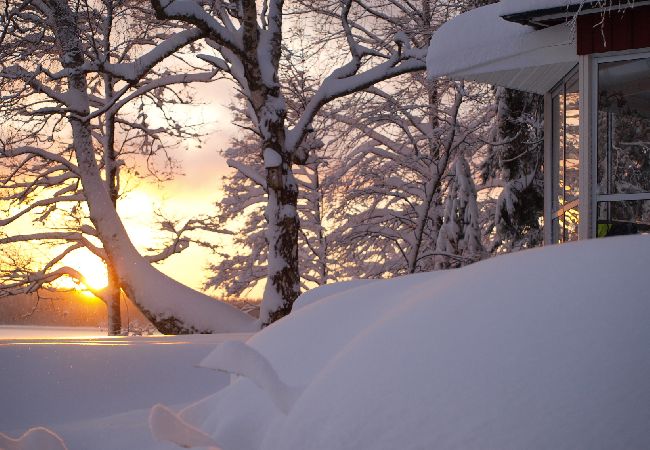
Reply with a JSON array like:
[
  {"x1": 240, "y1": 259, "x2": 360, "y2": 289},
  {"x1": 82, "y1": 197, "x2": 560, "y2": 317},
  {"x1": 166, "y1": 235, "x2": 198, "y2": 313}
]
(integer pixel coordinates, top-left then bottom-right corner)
[
  {"x1": 596, "y1": 55, "x2": 650, "y2": 237},
  {"x1": 551, "y1": 69, "x2": 580, "y2": 243}
]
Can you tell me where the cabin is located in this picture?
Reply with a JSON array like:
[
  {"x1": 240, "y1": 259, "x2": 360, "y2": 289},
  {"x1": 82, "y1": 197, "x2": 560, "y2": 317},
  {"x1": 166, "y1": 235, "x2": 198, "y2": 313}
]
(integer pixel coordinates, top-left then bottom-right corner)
[{"x1": 427, "y1": 0, "x2": 650, "y2": 244}]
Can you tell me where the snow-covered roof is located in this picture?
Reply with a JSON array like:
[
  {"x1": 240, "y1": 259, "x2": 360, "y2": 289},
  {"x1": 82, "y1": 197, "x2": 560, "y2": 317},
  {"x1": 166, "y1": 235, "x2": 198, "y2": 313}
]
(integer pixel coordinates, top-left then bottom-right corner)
[
  {"x1": 499, "y1": 0, "x2": 585, "y2": 17},
  {"x1": 427, "y1": 2, "x2": 577, "y2": 94}
]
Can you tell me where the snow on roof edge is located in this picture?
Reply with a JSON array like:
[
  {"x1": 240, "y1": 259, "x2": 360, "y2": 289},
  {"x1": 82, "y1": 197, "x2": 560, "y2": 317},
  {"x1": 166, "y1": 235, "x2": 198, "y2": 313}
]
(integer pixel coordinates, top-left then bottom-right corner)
[
  {"x1": 499, "y1": 0, "x2": 586, "y2": 17},
  {"x1": 427, "y1": 2, "x2": 577, "y2": 93}
]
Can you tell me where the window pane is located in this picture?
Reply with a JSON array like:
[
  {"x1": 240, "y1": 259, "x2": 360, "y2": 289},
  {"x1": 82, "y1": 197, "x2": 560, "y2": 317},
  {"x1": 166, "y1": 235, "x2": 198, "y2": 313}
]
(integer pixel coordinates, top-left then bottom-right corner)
[
  {"x1": 551, "y1": 70, "x2": 580, "y2": 219},
  {"x1": 597, "y1": 200, "x2": 650, "y2": 236},
  {"x1": 563, "y1": 208, "x2": 579, "y2": 242},
  {"x1": 565, "y1": 79, "x2": 580, "y2": 202},
  {"x1": 597, "y1": 58, "x2": 650, "y2": 195},
  {"x1": 552, "y1": 208, "x2": 579, "y2": 243},
  {"x1": 552, "y1": 93, "x2": 564, "y2": 212}
]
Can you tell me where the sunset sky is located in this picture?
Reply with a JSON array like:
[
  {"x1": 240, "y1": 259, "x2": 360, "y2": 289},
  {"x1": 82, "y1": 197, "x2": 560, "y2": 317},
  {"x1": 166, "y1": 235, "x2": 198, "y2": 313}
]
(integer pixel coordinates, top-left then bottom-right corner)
[
  {"x1": 10, "y1": 77, "x2": 252, "y2": 299},
  {"x1": 125, "y1": 79, "x2": 238, "y2": 292}
]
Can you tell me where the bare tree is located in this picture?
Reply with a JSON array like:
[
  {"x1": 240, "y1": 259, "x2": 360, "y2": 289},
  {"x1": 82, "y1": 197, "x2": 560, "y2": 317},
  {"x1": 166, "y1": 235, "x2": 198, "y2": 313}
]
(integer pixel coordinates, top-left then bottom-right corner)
[
  {"x1": 326, "y1": 73, "x2": 492, "y2": 277},
  {"x1": 0, "y1": 0, "x2": 256, "y2": 333},
  {"x1": 205, "y1": 82, "x2": 336, "y2": 298},
  {"x1": 150, "y1": 0, "x2": 443, "y2": 324}
]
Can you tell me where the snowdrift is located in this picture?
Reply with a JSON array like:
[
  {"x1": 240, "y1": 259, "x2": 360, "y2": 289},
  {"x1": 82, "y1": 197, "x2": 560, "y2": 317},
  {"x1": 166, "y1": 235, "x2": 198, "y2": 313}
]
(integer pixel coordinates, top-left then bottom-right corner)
[{"x1": 164, "y1": 235, "x2": 650, "y2": 450}]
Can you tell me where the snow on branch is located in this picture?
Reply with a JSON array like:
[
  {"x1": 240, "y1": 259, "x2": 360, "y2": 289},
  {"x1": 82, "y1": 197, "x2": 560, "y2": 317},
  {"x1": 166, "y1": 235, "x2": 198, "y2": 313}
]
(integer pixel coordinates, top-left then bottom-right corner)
[
  {"x1": 1, "y1": 145, "x2": 81, "y2": 176},
  {"x1": 151, "y1": 0, "x2": 243, "y2": 54},
  {"x1": 286, "y1": 49, "x2": 426, "y2": 153},
  {"x1": 227, "y1": 158, "x2": 267, "y2": 189},
  {"x1": 0, "y1": 194, "x2": 84, "y2": 226},
  {"x1": 103, "y1": 29, "x2": 205, "y2": 82},
  {"x1": 0, "y1": 65, "x2": 71, "y2": 106},
  {"x1": 87, "y1": 69, "x2": 218, "y2": 121}
]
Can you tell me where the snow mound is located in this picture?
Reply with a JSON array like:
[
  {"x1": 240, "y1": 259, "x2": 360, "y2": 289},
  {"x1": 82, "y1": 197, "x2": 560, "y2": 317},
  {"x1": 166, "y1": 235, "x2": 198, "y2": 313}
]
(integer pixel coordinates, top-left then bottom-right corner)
[
  {"x1": 198, "y1": 341, "x2": 303, "y2": 414},
  {"x1": 292, "y1": 278, "x2": 375, "y2": 310},
  {"x1": 159, "y1": 235, "x2": 650, "y2": 450},
  {"x1": 149, "y1": 404, "x2": 221, "y2": 449},
  {"x1": 0, "y1": 427, "x2": 67, "y2": 450}
]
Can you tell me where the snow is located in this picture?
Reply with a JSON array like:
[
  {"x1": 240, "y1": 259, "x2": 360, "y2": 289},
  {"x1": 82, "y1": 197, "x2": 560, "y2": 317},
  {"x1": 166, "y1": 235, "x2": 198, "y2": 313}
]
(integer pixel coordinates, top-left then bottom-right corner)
[
  {"x1": 262, "y1": 148, "x2": 282, "y2": 168},
  {"x1": 292, "y1": 279, "x2": 376, "y2": 310},
  {"x1": 0, "y1": 427, "x2": 68, "y2": 450},
  {"x1": 198, "y1": 341, "x2": 303, "y2": 414},
  {"x1": 149, "y1": 404, "x2": 221, "y2": 449},
  {"x1": 426, "y1": 2, "x2": 577, "y2": 94},
  {"x1": 0, "y1": 326, "x2": 107, "y2": 339},
  {"x1": 162, "y1": 235, "x2": 650, "y2": 450},
  {"x1": 0, "y1": 333, "x2": 251, "y2": 450},
  {"x1": 499, "y1": 0, "x2": 585, "y2": 16},
  {"x1": 4, "y1": 236, "x2": 650, "y2": 450}
]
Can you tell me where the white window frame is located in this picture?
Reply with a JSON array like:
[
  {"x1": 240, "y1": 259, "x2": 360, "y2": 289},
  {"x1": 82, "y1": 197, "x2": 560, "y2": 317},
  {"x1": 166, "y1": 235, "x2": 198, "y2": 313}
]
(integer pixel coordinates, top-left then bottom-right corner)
[
  {"x1": 544, "y1": 65, "x2": 580, "y2": 245},
  {"x1": 589, "y1": 48, "x2": 650, "y2": 235}
]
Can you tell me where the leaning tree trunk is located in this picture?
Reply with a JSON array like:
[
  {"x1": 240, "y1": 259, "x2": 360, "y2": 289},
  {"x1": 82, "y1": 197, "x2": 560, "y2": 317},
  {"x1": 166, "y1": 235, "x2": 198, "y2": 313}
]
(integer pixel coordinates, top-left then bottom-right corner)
[{"x1": 48, "y1": 0, "x2": 257, "y2": 334}]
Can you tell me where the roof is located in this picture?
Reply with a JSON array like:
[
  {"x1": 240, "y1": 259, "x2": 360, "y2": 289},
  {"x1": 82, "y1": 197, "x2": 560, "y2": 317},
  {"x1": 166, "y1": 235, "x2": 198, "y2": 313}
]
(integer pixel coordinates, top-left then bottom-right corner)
[
  {"x1": 426, "y1": 2, "x2": 577, "y2": 94},
  {"x1": 500, "y1": 1, "x2": 646, "y2": 27},
  {"x1": 500, "y1": 0, "x2": 588, "y2": 18}
]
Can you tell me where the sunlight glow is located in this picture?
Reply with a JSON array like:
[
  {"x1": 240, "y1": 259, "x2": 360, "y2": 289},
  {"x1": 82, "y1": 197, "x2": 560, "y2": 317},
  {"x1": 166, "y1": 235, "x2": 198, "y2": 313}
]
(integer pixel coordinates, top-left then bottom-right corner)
[{"x1": 55, "y1": 249, "x2": 109, "y2": 292}]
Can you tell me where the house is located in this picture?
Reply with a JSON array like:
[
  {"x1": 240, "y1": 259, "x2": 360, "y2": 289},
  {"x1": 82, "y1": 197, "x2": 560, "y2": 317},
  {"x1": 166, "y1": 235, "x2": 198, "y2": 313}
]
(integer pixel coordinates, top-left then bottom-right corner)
[{"x1": 427, "y1": 0, "x2": 650, "y2": 244}]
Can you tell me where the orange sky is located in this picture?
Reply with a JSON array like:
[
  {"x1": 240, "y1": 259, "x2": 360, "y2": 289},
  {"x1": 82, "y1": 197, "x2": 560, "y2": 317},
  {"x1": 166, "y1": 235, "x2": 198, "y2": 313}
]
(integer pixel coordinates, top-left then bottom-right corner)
[
  {"x1": 10, "y1": 77, "x2": 259, "y2": 300},
  {"x1": 115, "y1": 79, "x2": 244, "y2": 295}
]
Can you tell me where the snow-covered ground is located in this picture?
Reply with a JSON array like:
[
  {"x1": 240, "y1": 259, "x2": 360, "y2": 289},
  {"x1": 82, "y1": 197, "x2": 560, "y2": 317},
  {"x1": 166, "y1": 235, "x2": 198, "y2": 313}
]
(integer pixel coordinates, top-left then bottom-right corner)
[
  {"x1": 0, "y1": 326, "x2": 107, "y2": 339},
  {"x1": 0, "y1": 332, "x2": 250, "y2": 449},
  {"x1": 3, "y1": 235, "x2": 650, "y2": 450}
]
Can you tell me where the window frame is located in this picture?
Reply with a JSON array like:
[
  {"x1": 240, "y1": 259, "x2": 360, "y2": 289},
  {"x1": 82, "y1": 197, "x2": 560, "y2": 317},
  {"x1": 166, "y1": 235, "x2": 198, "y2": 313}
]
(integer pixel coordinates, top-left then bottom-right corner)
[
  {"x1": 591, "y1": 49, "x2": 650, "y2": 232},
  {"x1": 548, "y1": 65, "x2": 580, "y2": 243}
]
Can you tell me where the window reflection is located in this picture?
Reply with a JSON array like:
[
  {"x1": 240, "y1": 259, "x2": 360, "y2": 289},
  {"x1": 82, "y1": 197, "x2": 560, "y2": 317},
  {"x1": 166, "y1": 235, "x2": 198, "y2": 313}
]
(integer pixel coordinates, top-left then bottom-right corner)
[
  {"x1": 598, "y1": 58, "x2": 650, "y2": 195},
  {"x1": 551, "y1": 69, "x2": 580, "y2": 243},
  {"x1": 597, "y1": 57, "x2": 650, "y2": 237},
  {"x1": 597, "y1": 201, "x2": 650, "y2": 236}
]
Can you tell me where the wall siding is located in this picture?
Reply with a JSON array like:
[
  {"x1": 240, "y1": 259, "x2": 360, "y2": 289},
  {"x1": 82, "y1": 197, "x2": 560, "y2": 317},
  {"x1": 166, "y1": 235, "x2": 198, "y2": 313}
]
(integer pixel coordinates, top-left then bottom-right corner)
[{"x1": 577, "y1": 6, "x2": 650, "y2": 55}]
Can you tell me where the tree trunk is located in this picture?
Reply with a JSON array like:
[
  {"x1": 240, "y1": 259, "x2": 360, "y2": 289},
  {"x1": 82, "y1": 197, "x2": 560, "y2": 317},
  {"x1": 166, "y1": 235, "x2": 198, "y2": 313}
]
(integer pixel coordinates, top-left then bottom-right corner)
[
  {"x1": 257, "y1": 97, "x2": 300, "y2": 325},
  {"x1": 105, "y1": 264, "x2": 122, "y2": 335},
  {"x1": 103, "y1": 60, "x2": 122, "y2": 335},
  {"x1": 261, "y1": 163, "x2": 300, "y2": 325},
  {"x1": 70, "y1": 115, "x2": 256, "y2": 333}
]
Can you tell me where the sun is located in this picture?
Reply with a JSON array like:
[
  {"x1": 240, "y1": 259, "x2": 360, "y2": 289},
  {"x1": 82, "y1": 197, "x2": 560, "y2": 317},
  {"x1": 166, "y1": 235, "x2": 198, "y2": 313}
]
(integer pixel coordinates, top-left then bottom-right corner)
[{"x1": 53, "y1": 248, "x2": 109, "y2": 294}]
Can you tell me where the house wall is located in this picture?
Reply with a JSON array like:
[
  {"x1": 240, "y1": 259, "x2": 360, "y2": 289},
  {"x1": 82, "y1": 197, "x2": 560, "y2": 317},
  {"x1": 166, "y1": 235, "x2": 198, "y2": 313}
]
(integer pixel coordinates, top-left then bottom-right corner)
[{"x1": 577, "y1": 6, "x2": 650, "y2": 55}]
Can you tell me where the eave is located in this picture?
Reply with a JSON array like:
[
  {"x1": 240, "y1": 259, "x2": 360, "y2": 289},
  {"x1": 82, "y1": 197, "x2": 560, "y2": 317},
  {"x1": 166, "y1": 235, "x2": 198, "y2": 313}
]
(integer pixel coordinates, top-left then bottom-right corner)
[{"x1": 502, "y1": 1, "x2": 650, "y2": 29}]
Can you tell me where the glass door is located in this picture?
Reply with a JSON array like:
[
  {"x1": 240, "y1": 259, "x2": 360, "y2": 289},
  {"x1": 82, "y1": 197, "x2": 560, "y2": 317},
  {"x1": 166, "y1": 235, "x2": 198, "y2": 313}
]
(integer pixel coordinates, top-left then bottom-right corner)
[{"x1": 596, "y1": 54, "x2": 650, "y2": 237}]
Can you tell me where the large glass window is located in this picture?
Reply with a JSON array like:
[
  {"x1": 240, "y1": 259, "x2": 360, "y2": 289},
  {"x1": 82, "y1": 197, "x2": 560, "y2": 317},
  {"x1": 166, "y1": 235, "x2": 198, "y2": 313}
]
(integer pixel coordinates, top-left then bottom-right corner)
[
  {"x1": 551, "y1": 69, "x2": 580, "y2": 243},
  {"x1": 596, "y1": 56, "x2": 650, "y2": 237}
]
